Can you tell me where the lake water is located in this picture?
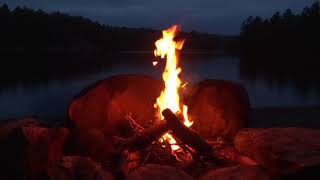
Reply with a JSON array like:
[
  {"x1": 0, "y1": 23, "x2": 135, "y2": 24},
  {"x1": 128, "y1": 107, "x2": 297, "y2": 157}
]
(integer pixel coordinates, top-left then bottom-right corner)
[{"x1": 0, "y1": 54, "x2": 319, "y2": 121}]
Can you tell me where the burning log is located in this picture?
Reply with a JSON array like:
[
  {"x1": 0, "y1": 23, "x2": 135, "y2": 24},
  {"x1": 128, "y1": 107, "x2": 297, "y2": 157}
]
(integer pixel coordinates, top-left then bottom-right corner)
[
  {"x1": 162, "y1": 109, "x2": 214, "y2": 158},
  {"x1": 114, "y1": 108, "x2": 223, "y2": 167},
  {"x1": 115, "y1": 109, "x2": 216, "y2": 157},
  {"x1": 114, "y1": 121, "x2": 168, "y2": 151}
]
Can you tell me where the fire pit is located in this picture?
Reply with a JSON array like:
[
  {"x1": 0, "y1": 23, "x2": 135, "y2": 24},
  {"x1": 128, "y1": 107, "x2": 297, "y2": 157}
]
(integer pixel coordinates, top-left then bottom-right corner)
[
  {"x1": 67, "y1": 25, "x2": 251, "y2": 177},
  {"x1": 112, "y1": 25, "x2": 240, "y2": 173}
]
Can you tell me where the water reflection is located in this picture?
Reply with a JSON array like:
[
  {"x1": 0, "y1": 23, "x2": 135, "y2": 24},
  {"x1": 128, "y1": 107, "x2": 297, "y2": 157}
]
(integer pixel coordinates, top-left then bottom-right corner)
[
  {"x1": 0, "y1": 53, "x2": 319, "y2": 121},
  {"x1": 239, "y1": 53, "x2": 320, "y2": 96}
]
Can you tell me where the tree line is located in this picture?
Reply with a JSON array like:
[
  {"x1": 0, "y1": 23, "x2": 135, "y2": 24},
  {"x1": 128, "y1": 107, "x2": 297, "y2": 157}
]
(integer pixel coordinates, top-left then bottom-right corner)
[
  {"x1": 239, "y1": 2, "x2": 320, "y2": 93},
  {"x1": 0, "y1": 4, "x2": 238, "y2": 86},
  {"x1": 0, "y1": 4, "x2": 236, "y2": 54},
  {"x1": 240, "y1": 2, "x2": 320, "y2": 56}
]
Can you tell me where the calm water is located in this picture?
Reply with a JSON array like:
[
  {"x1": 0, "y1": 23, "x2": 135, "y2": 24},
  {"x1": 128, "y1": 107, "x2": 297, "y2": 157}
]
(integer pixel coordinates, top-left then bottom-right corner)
[{"x1": 0, "y1": 54, "x2": 319, "y2": 121}]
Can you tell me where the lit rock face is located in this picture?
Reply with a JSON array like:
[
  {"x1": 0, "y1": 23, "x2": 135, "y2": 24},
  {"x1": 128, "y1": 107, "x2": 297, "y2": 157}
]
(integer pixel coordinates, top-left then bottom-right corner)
[
  {"x1": 47, "y1": 156, "x2": 114, "y2": 180},
  {"x1": 126, "y1": 164, "x2": 194, "y2": 180},
  {"x1": 199, "y1": 165, "x2": 270, "y2": 180},
  {"x1": 0, "y1": 118, "x2": 69, "y2": 179},
  {"x1": 234, "y1": 128, "x2": 320, "y2": 176},
  {"x1": 187, "y1": 80, "x2": 250, "y2": 139},
  {"x1": 69, "y1": 74, "x2": 163, "y2": 136},
  {"x1": 68, "y1": 75, "x2": 163, "y2": 163}
]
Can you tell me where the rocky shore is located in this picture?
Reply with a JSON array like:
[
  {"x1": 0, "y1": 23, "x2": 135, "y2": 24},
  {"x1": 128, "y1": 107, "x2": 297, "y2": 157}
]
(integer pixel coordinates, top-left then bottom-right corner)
[{"x1": 0, "y1": 75, "x2": 319, "y2": 180}]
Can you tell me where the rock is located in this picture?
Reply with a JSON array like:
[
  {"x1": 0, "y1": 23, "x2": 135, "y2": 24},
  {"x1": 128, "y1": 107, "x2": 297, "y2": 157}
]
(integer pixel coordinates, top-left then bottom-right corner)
[
  {"x1": 47, "y1": 156, "x2": 114, "y2": 180},
  {"x1": 68, "y1": 74, "x2": 163, "y2": 136},
  {"x1": 67, "y1": 75, "x2": 163, "y2": 163},
  {"x1": 207, "y1": 137, "x2": 258, "y2": 167},
  {"x1": 199, "y1": 165, "x2": 270, "y2": 180},
  {"x1": 0, "y1": 118, "x2": 40, "y2": 142},
  {"x1": 126, "y1": 164, "x2": 194, "y2": 180},
  {"x1": 234, "y1": 128, "x2": 320, "y2": 176},
  {"x1": 66, "y1": 128, "x2": 119, "y2": 167},
  {"x1": 0, "y1": 120, "x2": 69, "y2": 179},
  {"x1": 187, "y1": 80, "x2": 250, "y2": 139}
]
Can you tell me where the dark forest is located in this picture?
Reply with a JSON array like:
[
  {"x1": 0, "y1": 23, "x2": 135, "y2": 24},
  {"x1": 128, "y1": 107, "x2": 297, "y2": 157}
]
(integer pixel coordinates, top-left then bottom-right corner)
[{"x1": 240, "y1": 2, "x2": 320, "y2": 93}]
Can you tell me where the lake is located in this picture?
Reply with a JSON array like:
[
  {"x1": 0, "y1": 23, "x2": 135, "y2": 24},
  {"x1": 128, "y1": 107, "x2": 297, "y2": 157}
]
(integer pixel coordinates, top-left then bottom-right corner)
[{"x1": 0, "y1": 53, "x2": 319, "y2": 122}]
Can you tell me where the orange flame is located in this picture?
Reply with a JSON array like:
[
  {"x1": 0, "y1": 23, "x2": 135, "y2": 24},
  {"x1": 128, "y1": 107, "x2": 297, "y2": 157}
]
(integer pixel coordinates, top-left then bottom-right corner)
[{"x1": 153, "y1": 25, "x2": 193, "y2": 152}]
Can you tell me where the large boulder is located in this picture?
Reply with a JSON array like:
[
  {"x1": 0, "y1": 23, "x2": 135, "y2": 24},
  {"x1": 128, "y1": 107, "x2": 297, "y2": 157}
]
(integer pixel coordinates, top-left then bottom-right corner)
[
  {"x1": 68, "y1": 75, "x2": 163, "y2": 135},
  {"x1": 67, "y1": 75, "x2": 163, "y2": 163},
  {"x1": 187, "y1": 80, "x2": 250, "y2": 139},
  {"x1": 0, "y1": 119, "x2": 69, "y2": 179},
  {"x1": 199, "y1": 165, "x2": 270, "y2": 180},
  {"x1": 47, "y1": 156, "x2": 114, "y2": 180},
  {"x1": 234, "y1": 128, "x2": 320, "y2": 176},
  {"x1": 126, "y1": 164, "x2": 194, "y2": 180}
]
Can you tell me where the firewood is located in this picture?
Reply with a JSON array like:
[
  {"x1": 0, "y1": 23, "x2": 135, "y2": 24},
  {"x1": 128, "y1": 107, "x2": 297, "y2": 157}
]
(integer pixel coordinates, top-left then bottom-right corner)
[
  {"x1": 114, "y1": 121, "x2": 168, "y2": 151},
  {"x1": 162, "y1": 108, "x2": 214, "y2": 157}
]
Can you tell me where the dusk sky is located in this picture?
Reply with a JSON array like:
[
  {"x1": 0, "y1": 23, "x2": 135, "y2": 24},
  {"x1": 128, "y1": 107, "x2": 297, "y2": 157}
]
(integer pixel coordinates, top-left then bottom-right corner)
[{"x1": 0, "y1": 0, "x2": 317, "y2": 34}]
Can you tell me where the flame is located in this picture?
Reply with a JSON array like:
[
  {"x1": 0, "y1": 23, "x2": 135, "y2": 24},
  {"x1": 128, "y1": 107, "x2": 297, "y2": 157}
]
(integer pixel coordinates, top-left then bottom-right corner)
[{"x1": 153, "y1": 25, "x2": 193, "y2": 152}]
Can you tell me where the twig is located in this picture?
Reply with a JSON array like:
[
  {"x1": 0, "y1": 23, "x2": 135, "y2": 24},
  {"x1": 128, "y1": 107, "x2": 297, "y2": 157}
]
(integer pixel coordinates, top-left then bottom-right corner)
[
  {"x1": 125, "y1": 113, "x2": 145, "y2": 134},
  {"x1": 141, "y1": 151, "x2": 152, "y2": 166},
  {"x1": 113, "y1": 121, "x2": 168, "y2": 151}
]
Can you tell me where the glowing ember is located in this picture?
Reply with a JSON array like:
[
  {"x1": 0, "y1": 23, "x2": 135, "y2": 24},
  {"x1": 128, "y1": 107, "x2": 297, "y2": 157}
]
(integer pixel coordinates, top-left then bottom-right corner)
[
  {"x1": 181, "y1": 82, "x2": 188, "y2": 88},
  {"x1": 153, "y1": 25, "x2": 193, "y2": 152}
]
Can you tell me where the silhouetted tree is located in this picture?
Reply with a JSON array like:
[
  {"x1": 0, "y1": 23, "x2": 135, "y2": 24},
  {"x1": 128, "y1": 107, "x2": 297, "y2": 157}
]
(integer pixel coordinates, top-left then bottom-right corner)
[
  {"x1": 270, "y1": 12, "x2": 282, "y2": 24},
  {"x1": 283, "y1": 9, "x2": 294, "y2": 24}
]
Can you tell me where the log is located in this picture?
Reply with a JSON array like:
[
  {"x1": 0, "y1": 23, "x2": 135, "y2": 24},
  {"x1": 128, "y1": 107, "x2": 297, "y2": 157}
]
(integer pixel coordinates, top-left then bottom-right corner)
[
  {"x1": 115, "y1": 109, "x2": 219, "y2": 163},
  {"x1": 114, "y1": 121, "x2": 168, "y2": 151},
  {"x1": 162, "y1": 108, "x2": 213, "y2": 157}
]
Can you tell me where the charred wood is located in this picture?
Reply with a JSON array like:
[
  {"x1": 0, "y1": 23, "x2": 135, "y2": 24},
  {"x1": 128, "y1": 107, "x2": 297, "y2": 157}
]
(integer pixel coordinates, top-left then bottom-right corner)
[{"x1": 162, "y1": 108, "x2": 214, "y2": 157}]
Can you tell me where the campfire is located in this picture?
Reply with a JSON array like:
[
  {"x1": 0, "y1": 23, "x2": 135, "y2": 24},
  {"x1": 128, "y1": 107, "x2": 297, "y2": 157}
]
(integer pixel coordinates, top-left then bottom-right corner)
[
  {"x1": 113, "y1": 25, "x2": 238, "y2": 174},
  {"x1": 62, "y1": 21, "x2": 259, "y2": 179}
]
